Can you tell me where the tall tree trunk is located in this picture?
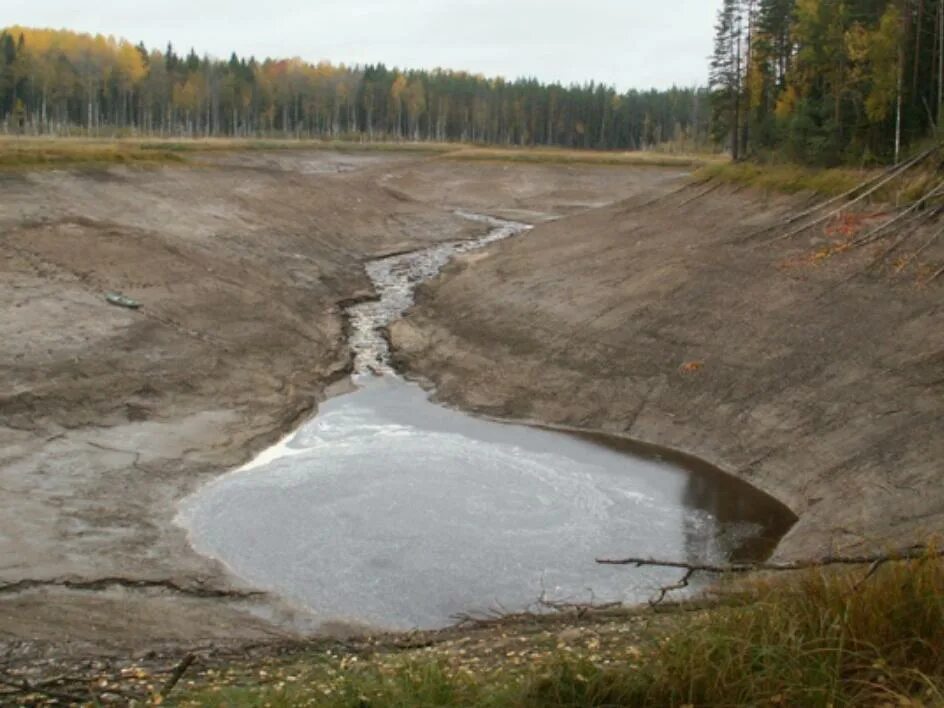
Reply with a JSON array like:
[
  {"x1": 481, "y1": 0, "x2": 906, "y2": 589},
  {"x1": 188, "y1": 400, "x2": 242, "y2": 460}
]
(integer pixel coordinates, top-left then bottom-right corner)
[
  {"x1": 732, "y1": 17, "x2": 742, "y2": 161},
  {"x1": 741, "y1": 0, "x2": 754, "y2": 158},
  {"x1": 895, "y1": 42, "x2": 904, "y2": 163},
  {"x1": 914, "y1": 0, "x2": 926, "y2": 97},
  {"x1": 939, "y1": 0, "x2": 944, "y2": 124}
]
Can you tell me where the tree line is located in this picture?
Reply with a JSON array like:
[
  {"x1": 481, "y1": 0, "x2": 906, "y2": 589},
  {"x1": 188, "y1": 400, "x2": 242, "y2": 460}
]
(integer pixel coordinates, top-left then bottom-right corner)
[
  {"x1": 711, "y1": 0, "x2": 944, "y2": 165},
  {"x1": 0, "y1": 26, "x2": 708, "y2": 151}
]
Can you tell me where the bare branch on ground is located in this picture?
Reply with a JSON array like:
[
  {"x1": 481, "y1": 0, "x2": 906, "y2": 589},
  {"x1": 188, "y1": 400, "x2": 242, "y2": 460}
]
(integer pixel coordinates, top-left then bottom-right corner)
[{"x1": 597, "y1": 545, "x2": 942, "y2": 605}]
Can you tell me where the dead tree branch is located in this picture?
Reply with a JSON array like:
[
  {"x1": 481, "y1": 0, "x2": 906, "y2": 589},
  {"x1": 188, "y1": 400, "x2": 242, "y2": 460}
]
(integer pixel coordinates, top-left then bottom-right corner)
[
  {"x1": 674, "y1": 181, "x2": 722, "y2": 209},
  {"x1": 623, "y1": 179, "x2": 711, "y2": 213},
  {"x1": 898, "y1": 222, "x2": 944, "y2": 272},
  {"x1": 851, "y1": 179, "x2": 944, "y2": 250},
  {"x1": 866, "y1": 208, "x2": 944, "y2": 269},
  {"x1": 536, "y1": 584, "x2": 623, "y2": 618},
  {"x1": 769, "y1": 147, "x2": 941, "y2": 243},
  {"x1": 597, "y1": 545, "x2": 942, "y2": 605},
  {"x1": 0, "y1": 675, "x2": 90, "y2": 704},
  {"x1": 739, "y1": 144, "x2": 942, "y2": 243},
  {"x1": 159, "y1": 653, "x2": 196, "y2": 699}
]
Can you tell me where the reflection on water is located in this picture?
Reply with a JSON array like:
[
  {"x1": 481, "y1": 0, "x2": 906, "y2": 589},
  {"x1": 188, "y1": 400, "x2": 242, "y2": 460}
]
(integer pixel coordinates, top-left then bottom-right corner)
[
  {"x1": 177, "y1": 212, "x2": 795, "y2": 631},
  {"x1": 179, "y1": 378, "x2": 795, "y2": 631},
  {"x1": 573, "y1": 432, "x2": 794, "y2": 564}
]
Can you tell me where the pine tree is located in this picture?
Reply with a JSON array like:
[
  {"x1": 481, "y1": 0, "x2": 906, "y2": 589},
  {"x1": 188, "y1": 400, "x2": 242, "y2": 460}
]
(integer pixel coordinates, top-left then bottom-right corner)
[{"x1": 711, "y1": 0, "x2": 746, "y2": 159}]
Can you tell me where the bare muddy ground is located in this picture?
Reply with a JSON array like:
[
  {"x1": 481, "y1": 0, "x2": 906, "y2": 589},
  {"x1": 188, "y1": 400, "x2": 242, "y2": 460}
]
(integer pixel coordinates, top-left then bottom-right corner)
[
  {"x1": 390, "y1": 181, "x2": 944, "y2": 561},
  {"x1": 0, "y1": 151, "x2": 669, "y2": 657}
]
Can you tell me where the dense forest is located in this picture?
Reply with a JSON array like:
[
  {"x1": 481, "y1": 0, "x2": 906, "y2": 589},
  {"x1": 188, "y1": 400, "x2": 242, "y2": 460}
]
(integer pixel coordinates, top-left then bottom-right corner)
[
  {"x1": 712, "y1": 0, "x2": 944, "y2": 164},
  {"x1": 0, "y1": 26, "x2": 708, "y2": 150},
  {"x1": 4, "y1": 1, "x2": 941, "y2": 163}
]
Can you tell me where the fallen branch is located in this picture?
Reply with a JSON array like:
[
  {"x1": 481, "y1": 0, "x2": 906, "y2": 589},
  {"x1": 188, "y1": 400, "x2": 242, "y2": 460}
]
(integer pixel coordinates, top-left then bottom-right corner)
[
  {"x1": 597, "y1": 545, "x2": 938, "y2": 572},
  {"x1": 739, "y1": 144, "x2": 942, "y2": 243},
  {"x1": 769, "y1": 146, "x2": 941, "y2": 243},
  {"x1": 621, "y1": 178, "x2": 711, "y2": 213},
  {"x1": 537, "y1": 588, "x2": 623, "y2": 618},
  {"x1": 865, "y1": 207, "x2": 944, "y2": 269},
  {"x1": 896, "y1": 221, "x2": 944, "y2": 272},
  {"x1": 673, "y1": 181, "x2": 722, "y2": 209},
  {"x1": 0, "y1": 674, "x2": 90, "y2": 704},
  {"x1": 850, "y1": 179, "x2": 944, "y2": 250},
  {"x1": 597, "y1": 545, "x2": 941, "y2": 605},
  {"x1": 159, "y1": 653, "x2": 196, "y2": 700}
]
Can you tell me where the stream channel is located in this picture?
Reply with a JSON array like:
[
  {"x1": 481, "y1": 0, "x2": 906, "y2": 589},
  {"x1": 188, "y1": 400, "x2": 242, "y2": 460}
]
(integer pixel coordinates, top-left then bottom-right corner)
[{"x1": 177, "y1": 212, "x2": 795, "y2": 632}]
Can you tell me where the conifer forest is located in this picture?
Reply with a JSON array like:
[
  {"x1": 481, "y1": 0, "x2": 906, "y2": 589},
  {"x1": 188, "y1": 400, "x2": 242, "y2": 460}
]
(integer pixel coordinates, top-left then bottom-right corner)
[{"x1": 2, "y1": 0, "x2": 943, "y2": 164}]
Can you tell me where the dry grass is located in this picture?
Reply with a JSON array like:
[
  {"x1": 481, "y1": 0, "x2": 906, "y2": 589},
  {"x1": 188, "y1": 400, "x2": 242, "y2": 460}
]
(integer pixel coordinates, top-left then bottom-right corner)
[
  {"x1": 180, "y1": 551, "x2": 943, "y2": 707},
  {"x1": 0, "y1": 137, "x2": 186, "y2": 168},
  {"x1": 135, "y1": 137, "x2": 456, "y2": 155},
  {"x1": 0, "y1": 137, "x2": 719, "y2": 171},
  {"x1": 0, "y1": 136, "x2": 719, "y2": 171},
  {"x1": 0, "y1": 136, "x2": 455, "y2": 170},
  {"x1": 537, "y1": 552, "x2": 944, "y2": 707},
  {"x1": 697, "y1": 159, "x2": 944, "y2": 205},
  {"x1": 443, "y1": 146, "x2": 719, "y2": 168},
  {"x1": 695, "y1": 161, "x2": 871, "y2": 196}
]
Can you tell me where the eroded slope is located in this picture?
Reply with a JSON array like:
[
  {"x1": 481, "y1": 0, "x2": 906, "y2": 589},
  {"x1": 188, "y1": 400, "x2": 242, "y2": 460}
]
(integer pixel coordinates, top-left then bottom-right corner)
[{"x1": 390, "y1": 183, "x2": 944, "y2": 559}]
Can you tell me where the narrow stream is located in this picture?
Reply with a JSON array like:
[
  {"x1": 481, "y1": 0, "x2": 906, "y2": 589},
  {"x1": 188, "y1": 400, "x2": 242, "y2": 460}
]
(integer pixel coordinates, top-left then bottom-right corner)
[{"x1": 177, "y1": 212, "x2": 795, "y2": 631}]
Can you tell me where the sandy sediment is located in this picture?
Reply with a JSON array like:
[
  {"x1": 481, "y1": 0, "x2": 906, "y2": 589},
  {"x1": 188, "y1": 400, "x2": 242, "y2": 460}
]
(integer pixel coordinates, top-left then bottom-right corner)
[
  {"x1": 389, "y1": 180, "x2": 944, "y2": 561},
  {"x1": 0, "y1": 151, "x2": 663, "y2": 655},
  {"x1": 3, "y1": 148, "x2": 939, "y2": 659}
]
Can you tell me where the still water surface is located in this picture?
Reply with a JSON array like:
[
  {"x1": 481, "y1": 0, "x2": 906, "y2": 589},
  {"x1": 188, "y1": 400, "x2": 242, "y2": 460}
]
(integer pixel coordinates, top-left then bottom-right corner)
[{"x1": 178, "y1": 213, "x2": 794, "y2": 631}]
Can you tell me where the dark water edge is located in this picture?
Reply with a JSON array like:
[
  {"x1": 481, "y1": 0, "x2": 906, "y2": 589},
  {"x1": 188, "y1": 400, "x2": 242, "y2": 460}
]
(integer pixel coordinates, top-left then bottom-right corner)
[
  {"x1": 565, "y1": 430, "x2": 796, "y2": 562},
  {"x1": 177, "y1": 212, "x2": 797, "y2": 631}
]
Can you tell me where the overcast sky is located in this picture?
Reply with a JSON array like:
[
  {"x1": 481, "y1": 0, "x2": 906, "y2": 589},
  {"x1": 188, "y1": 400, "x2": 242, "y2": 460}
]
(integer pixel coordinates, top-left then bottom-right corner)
[{"x1": 8, "y1": 1, "x2": 717, "y2": 90}]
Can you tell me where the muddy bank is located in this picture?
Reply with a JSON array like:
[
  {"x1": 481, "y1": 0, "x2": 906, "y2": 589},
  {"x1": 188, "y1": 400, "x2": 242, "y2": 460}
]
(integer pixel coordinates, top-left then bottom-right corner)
[
  {"x1": 176, "y1": 210, "x2": 793, "y2": 632},
  {"x1": 0, "y1": 151, "x2": 667, "y2": 656},
  {"x1": 390, "y1": 182, "x2": 944, "y2": 560}
]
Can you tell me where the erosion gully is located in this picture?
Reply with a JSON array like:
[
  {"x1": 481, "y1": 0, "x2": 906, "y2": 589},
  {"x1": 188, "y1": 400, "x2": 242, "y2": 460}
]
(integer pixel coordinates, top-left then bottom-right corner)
[{"x1": 177, "y1": 212, "x2": 794, "y2": 632}]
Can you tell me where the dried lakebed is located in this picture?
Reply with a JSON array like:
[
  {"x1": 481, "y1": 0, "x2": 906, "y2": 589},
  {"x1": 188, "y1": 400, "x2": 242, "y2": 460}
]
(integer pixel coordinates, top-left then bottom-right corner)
[{"x1": 177, "y1": 213, "x2": 795, "y2": 632}]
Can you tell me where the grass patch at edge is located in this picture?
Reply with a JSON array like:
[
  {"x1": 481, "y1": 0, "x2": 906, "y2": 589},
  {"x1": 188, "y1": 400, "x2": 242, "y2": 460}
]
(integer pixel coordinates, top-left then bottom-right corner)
[
  {"x1": 0, "y1": 136, "x2": 719, "y2": 170},
  {"x1": 180, "y1": 551, "x2": 943, "y2": 707},
  {"x1": 694, "y1": 161, "x2": 869, "y2": 196},
  {"x1": 0, "y1": 142, "x2": 186, "y2": 169},
  {"x1": 696, "y1": 159, "x2": 943, "y2": 205},
  {"x1": 443, "y1": 146, "x2": 718, "y2": 168},
  {"x1": 0, "y1": 136, "x2": 455, "y2": 170}
]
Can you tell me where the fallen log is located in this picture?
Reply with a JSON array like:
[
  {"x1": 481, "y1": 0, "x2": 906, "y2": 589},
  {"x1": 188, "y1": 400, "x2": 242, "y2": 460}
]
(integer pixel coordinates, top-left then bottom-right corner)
[
  {"x1": 770, "y1": 148, "x2": 942, "y2": 243},
  {"x1": 738, "y1": 144, "x2": 942, "y2": 243}
]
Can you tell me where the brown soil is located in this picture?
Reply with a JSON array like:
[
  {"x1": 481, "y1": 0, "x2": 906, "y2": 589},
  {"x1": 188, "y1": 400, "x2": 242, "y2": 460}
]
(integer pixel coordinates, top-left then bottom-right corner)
[
  {"x1": 389, "y1": 180, "x2": 944, "y2": 561},
  {"x1": 2, "y1": 148, "x2": 940, "y2": 671},
  {"x1": 0, "y1": 151, "x2": 666, "y2": 660}
]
